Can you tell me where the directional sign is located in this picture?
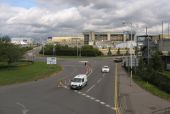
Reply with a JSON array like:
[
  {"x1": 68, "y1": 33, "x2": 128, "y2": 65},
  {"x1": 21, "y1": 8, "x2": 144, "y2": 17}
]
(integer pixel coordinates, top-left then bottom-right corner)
[{"x1": 47, "y1": 57, "x2": 57, "y2": 64}]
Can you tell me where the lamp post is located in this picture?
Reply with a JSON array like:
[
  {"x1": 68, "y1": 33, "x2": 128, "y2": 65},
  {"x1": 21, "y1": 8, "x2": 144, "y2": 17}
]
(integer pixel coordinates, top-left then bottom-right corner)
[
  {"x1": 53, "y1": 44, "x2": 56, "y2": 56},
  {"x1": 123, "y1": 21, "x2": 133, "y2": 86}
]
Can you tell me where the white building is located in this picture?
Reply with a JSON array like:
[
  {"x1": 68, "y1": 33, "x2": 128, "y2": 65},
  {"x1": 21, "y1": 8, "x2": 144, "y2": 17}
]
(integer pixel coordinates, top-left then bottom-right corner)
[
  {"x1": 115, "y1": 41, "x2": 137, "y2": 48},
  {"x1": 11, "y1": 38, "x2": 33, "y2": 46}
]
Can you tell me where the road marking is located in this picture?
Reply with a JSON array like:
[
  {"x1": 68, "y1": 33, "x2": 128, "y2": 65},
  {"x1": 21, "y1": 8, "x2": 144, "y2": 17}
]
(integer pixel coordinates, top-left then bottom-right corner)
[
  {"x1": 97, "y1": 78, "x2": 102, "y2": 84},
  {"x1": 95, "y1": 99, "x2": 100, "y2": 102},
  {"x1": 89, "y1": 97, "x2": 95, "y2": 100},
  {"x1": 102, "y1": 73, "x2": 105, "y2": 78},
  {"x1": 100, "y1": 102, "x2": 105, "y2": 105},
  {"x1": 63, "y1": 87, "x2": 115, "y2": 111},
  {"x1": 16, "y1": 102, "x2": 29, "y2": 114},
  {"x1": 86, "y1": 84, "x2": 95, "y2": 93},
  {"x1": 105, "y1": 104, "x2": 111, "y2": 108},
  {"x1": 78, "y1": 91, "x2": 82, "y2": 94},
  {"x1": 85, "y1": 95, "x2": 90, "y2": 98},
  {"x1": 82, "y1": 93, "x2": 86, "y2": 96}
]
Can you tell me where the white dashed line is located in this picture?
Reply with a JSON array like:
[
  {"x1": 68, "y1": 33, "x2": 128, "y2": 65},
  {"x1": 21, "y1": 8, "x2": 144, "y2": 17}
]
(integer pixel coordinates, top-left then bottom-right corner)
[
  {"x1": 85, "y1": 95, "x2": 90, "y2": 98},
  {"x1": 100, "y1": 102, "x2": 105, "y2": 105},
  {"x1": 95, "y1": 99, "x2": 100, "y2": 102},
  {"x1": 86, "y1": 84, "x2": 95, "y2": 93},
  {"x1": 102, "y1": 74, "x2": 105, "y2": 78},
  {"x1": 90, "y1": 97, "x2": 95, "y2": 100},
  {"x1": 97, "y1": 78, "x2": 102, "y2": 83},
  {"x1": 111, "y1": 107, "x2": 116, "y2": 110},
  {"x1": 105, "y1": 104, "x2": 111, "y2": 108},
  {"x1": 82, "y1": 93, "x2": 86, "y2": 96},
  {"x1": 74, "y1": 90, "x2": 78, "y2": 92},
  {"x1": 78, "y1": 91, "x2": 82, "y2": 94}
]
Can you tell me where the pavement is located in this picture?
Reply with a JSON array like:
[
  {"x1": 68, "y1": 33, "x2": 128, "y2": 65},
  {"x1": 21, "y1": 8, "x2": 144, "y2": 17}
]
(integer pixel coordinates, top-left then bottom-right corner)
[{"x1": 119, "y1": 64, "x2": 170, "y2": 114}]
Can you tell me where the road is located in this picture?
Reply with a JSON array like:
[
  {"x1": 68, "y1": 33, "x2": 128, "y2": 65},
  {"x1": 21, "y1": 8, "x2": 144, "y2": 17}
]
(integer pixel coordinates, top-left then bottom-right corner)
[{"x1": 0, "y1": 58, "x2": 116, "y2": 114}]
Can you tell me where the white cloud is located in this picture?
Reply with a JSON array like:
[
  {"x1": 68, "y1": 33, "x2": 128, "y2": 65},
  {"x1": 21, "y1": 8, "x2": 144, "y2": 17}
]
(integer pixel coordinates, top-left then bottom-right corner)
[{"x1": 0, "y1": 0, "x2": 170, "y2": 39}]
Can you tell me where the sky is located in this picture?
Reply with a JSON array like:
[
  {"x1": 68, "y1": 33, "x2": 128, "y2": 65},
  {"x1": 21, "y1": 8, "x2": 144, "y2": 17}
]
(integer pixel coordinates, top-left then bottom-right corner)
[{"x1": 0, "y1": 0, "x2": 170, "y2": 39}]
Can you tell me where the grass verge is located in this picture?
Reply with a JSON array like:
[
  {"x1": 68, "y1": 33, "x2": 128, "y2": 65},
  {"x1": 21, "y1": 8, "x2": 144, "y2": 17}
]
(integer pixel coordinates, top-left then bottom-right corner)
[
  {"x1": 134, "y1": 76, "x2": 170, "y2": 101},
  {"x1": 0, "y1": 62, "x2": 62, "y2": 86}
]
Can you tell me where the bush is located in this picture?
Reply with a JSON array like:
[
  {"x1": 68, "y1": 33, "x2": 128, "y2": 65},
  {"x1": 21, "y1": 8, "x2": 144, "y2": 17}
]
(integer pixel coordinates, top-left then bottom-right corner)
[{"x1": 40, "y1": 44, "x2": 102, "y2": 57}]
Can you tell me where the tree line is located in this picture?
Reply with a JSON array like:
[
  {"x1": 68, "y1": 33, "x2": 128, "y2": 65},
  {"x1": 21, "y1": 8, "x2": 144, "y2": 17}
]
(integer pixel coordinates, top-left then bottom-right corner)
[
  {"x1": 124, "y1": 49, "x2": 170, "y2": 94},
  {"x1": 0, "y1": 36, "x2": 30, "y2": 65},
  {"x1": 40, "y1": 44, "x2": 103, "y2": 56}
]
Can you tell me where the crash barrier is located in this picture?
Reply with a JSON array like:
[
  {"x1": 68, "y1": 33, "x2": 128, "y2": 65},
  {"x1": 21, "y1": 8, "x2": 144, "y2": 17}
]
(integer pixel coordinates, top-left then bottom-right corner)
[{"x1": 152, "y1": 107, "x2": 170, "y2": 114}]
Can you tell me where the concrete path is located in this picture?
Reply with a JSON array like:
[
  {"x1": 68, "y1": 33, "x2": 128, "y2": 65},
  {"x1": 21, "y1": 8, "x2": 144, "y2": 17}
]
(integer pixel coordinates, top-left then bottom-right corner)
[{"x1": 119, "y1": 66, "x2": 170, "y2": 114}]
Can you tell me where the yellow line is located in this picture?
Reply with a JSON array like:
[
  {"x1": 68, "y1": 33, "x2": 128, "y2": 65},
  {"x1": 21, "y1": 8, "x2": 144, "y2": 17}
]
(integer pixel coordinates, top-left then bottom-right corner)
[{"x1": 114, "y1": 63, "x2": 121, "y2": 114}]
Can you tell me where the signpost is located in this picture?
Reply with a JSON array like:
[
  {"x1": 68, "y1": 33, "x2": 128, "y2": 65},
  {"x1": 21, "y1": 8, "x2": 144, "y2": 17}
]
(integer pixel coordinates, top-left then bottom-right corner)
[{"x1": 47, "y1": 57, "x2": 57, "y2": 65}]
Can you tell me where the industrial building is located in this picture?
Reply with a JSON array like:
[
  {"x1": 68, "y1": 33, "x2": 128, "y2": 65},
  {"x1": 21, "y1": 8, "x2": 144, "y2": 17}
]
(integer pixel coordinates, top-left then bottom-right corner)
[
  {"x1": 83, "y1": 31, "x2": 135, "y2": 46},
  {"x1": 11, "y1": 37, "x2": 33, "y2": 46},
  {"x1": 47, "y1": 36, "x2": 84, "y2": 47}
]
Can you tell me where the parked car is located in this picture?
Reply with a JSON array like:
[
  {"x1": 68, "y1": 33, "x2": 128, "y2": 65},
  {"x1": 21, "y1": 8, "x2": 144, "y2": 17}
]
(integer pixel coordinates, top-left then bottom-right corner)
[
  {"x1": 70, "y1": 74, "x2": 87, "y2": 89},
  {"x1": 114, "y1": 57, "x2": 123, "y2": 63},
  {"x1": 101, "y1": 66, "x2": 110, "y2": 73}
]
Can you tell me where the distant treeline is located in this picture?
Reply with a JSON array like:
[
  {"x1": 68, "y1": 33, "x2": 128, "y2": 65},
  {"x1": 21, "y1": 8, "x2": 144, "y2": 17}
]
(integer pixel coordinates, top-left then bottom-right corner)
[{"x1": 40, "y1": 44, "x2": 103, "y2": 57}]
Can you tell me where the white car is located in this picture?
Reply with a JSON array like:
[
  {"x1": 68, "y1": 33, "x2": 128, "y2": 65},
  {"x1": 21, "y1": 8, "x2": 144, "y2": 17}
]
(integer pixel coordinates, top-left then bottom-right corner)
[
  {"x1": 70, "y1": 74, "x2": 87, "y2": 89},
  {"x1": 102, "y1": 66, "x2": 110, "y2": 73}
]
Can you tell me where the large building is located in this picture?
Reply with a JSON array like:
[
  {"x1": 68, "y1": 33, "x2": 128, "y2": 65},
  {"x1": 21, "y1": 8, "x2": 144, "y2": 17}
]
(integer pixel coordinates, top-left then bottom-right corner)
[
  {"x1": 11, "y1": 37, "x2": 33, "y2": 46},
  {"x1": 47, "y1": 36, "x2": 84, "y2": 47},
  {"x1": 83, "y1": 31, "x2": 135, "y2": 46}
]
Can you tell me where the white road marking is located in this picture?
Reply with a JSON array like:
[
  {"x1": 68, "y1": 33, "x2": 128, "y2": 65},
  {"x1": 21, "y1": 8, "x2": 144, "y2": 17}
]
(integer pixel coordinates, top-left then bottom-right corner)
[
  {"x1": 16, "y1": 102, "x2": 29, "y2": 114},
  {"x1": 100, "y1": 102, "x2": 105, "y2": 105},
  {"x1": 85, "y1": 95, "x2": 90, "y2": 98},
  {"x1": 78, "y1": 91, "x2": 82, "y2": 94},
  {"x1": 74, "y1": 90, "x2": 78, "y2": 92},
  {"x1": 97, "y1": 78, "x2": 102, "y2": 84},
  {"x1": 64, "y1": 88, "x2": 115, "y2": 111},
  {"x1": 111, "y1": 107, "x2": 116, "y2": 110},
  {"x1": 90, "y1": 97, "x2": 95, "y2": 100},
  {"x1": 95, "y1": 99, "x2": 100, "y2": 102},
  {"x1": 86, "y1": 84, "x2": 95, "y2": 93},
  {"x1": 102, "y1": 73, "x2": 105, "y2": 78},
  {"x1": 105, "y1": 104, "x2": 111, "y2": 108},
  {"x1": 82, "y1": 93, "x2": 86, "y2": 96}
]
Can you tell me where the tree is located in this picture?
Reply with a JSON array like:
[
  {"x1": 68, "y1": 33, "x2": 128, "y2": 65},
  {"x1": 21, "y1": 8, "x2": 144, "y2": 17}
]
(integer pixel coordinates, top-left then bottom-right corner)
[
  {"x1": 117, "y1": 48, "x2": 121, "y2": 55},
  {"x1": 107, "y1": 47, "x2": 112, "y2": 56},
  {"x1": 0, "y1": 35, "x2": 11, "y2": 42},
  {"x1": 0, "y1": 42, "x2": 23, "y2": 64},
  {"x1": 150, "y1": 51, "x2": 164, "y2": 71}
]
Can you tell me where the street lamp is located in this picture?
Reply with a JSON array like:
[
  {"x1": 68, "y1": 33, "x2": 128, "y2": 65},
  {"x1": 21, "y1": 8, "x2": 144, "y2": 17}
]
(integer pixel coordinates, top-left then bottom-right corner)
[
  {"x1": 53, "y1": 44, "x2": 56, "y2": 56},
  {"x1": 123, "y1": 21, "x2": 133, "y2": 86}
]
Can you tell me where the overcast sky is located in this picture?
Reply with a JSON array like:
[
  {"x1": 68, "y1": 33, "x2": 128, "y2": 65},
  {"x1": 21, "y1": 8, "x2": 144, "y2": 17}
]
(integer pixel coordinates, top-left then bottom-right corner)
[{"x1": 0, "y1": 0, "x2": 170, "y2": 39}]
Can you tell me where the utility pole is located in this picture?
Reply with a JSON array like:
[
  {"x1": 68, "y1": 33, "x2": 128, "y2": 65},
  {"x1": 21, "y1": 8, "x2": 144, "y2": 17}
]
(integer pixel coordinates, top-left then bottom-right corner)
[
  {"x1": 76, "y1": 38, "x2": 78, "y2": 57},
  {"x1": 146, "y1": 27, "x2": 149, "y2": 64},
  {"x1": 122, "y1": 21, "x2": 133, "y2": 86},
  {"x1": 130, "y1": 23, "x2": 133, "y2": 86},
  {"x1": 168, "y1": 23, "x2": 170, "y2": 38},
  {"x1": 161, "y1": 21, "x2": 164, "y2": 51}
]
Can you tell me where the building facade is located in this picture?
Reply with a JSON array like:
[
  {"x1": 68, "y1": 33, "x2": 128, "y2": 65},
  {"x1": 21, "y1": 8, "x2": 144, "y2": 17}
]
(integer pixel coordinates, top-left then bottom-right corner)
[
  {"x1": 11, "y1": 37, "x2": 33, "y2": 46},
  {"x1": 47, "y1": 36, "x2": 84, "y2": 47},
  {"x1": 83, "y1": 31, "x2": 135, "y2": 45}
]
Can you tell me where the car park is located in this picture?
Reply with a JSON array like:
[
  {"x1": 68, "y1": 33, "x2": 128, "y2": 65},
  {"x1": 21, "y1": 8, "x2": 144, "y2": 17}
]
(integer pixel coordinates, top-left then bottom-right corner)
[
  {"x1": 101, "y1": 66, "x2": 110, "y2": 73},
  {"x1": 70, "y1": 74, "x2": 87, "y2": 89}
]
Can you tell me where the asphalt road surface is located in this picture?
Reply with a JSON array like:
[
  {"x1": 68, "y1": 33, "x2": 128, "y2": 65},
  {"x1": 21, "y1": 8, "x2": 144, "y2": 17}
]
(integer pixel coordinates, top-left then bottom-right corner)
[{"x1": 0, "y1": 58, "x2": 116, "y2": 114}]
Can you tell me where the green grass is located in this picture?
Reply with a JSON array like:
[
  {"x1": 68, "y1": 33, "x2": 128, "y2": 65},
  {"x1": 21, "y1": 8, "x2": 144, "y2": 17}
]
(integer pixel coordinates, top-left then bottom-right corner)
[
  {"x1": 0, "y1": 62, "x2": 62, "y2": 86},
  {"x1": 134, "y1": 76, "x2": 170, "y2": 101}
]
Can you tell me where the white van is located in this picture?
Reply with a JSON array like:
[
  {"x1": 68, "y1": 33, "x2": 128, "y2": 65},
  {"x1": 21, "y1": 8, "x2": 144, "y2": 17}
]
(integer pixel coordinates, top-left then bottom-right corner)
[{"x1": 70, "y1": 74, "x2": 87, "y2": 89}]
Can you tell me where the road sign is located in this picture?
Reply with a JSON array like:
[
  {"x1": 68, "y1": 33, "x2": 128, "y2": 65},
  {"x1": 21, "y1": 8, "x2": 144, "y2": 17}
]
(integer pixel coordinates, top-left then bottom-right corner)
[{"x1": 47, "y1": 57, "x2": 57, "y2": 64}]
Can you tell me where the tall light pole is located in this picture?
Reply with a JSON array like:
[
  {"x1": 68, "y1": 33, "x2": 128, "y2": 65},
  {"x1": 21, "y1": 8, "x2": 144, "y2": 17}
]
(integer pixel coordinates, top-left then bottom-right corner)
[
  {"x1": 146, "y1": 27, "x2": 149, "y2": 64},
  {"x1": 168, "y1": 23, "x2": 170, "y2": 38},
  {"x1": 123, "y1": 21, "x2": 133, "y2": 86}
]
